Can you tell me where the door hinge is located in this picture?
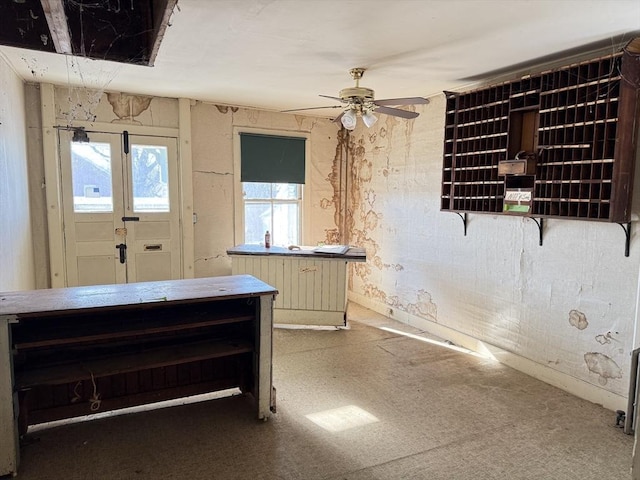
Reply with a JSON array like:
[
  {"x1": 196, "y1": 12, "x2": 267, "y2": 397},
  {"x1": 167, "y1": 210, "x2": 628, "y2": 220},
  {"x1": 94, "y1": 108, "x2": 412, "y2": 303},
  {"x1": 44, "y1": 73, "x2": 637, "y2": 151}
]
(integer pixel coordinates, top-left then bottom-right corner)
[{"x1": 123, "y1": 130, "x2": 129, "y2": 154}]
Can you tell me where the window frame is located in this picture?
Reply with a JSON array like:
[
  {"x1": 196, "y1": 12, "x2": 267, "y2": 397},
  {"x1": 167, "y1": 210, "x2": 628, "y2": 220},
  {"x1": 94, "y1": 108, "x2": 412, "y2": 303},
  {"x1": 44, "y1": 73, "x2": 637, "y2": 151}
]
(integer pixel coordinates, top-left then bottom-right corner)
[
  {"x1": 243, "y1": 182, "x2": 302, "y2": 246},
  {"x1": 233, "y1": 127, "x2": 311, "y2": 245}
]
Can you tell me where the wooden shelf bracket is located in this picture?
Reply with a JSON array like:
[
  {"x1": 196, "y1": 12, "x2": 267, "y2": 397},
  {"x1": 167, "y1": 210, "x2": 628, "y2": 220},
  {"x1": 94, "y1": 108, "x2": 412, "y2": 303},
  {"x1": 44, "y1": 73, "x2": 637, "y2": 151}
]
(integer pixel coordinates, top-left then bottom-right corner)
[
  {"x1": 456, "y1": 212, "x2": 468, "y2": 236},
  {"x1": 619, "y1": 222, "x2": 632, "y2": 257},
  {"x1": 529, "y1": 217, "x2": 544, "y2": 246}
]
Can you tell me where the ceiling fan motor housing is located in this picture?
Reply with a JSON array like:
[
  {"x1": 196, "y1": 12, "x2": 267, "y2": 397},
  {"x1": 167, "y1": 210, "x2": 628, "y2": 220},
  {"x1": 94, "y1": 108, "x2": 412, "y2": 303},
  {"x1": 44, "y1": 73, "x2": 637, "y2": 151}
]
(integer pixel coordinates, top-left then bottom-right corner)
[{"x1": 339, "y1": 87, "x2": 375, "y2": 103}]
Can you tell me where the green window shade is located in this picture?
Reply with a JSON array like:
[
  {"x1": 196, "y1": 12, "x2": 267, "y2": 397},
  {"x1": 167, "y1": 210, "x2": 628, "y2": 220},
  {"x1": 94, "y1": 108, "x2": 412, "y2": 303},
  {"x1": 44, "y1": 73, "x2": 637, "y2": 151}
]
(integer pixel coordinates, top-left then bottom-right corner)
[{"x1": 240, "y1": 133, "x2": 306, "y2": 184}]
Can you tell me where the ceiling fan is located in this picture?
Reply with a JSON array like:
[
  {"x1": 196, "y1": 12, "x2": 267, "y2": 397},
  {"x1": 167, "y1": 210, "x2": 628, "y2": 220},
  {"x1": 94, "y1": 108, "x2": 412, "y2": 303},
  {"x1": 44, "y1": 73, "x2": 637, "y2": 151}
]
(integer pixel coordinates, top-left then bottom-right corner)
[{"x1": 282, "y1": 67, "x2": 429, "y2": 130}]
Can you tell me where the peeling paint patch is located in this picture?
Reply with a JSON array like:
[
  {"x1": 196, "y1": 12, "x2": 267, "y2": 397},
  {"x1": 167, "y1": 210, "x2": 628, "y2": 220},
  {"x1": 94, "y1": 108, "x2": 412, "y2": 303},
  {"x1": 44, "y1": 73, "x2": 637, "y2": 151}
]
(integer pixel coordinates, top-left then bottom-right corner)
[
  {"x1": 363, "y1": 283, "x2": 388, "y2": 303},
  {"x1": 364, "y1": 189, "x2": 376, "y2": 207},
  {"x1": 354, "y1": 262, "x2": 372, "y2": 280},
  {"x1": 595, "y1": 333, "x2": 612, "y2": 345},
  {"x1": 107, "y1": 93, "x2": 152, "y2": 123},
  {"x1": 407, "y1": 290, "x2": 438, "y2": 322},
  {"x1": 324, "y1": 228, "x2": 341, "y2": 244},
  {"x1": 363, "y1": 284, "x2": 437, "y2": 323},
  {"x1": 63, "y1": 88, "x2": 103, "y2": 123},
  {"x1": 584, "y1": 352, "x2": 622, "y2": 385},
  {"x1": 364, "y1": 210, "x2": 380, "y2": 230},
  {"x1": 568, "y1": 309, "x2": 588, "y2": 330},
  {"x1": 215, "y1": 105, "x2": 239, "y2": 114},
  {"x1": 324, "y1": 129, "x2": 349, "y2": 244},
  {"x1": 21, "y1": 56, "x2": 47, "y2": 78},
  {"x1": 595, "y1": 332, "x2": 619, "y2": 345}
]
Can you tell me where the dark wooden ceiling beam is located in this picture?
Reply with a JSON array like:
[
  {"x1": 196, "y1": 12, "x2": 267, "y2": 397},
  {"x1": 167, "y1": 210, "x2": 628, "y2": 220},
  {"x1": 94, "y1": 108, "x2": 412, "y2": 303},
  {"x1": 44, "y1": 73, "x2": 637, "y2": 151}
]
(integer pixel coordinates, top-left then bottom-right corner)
[
  {"x1": 40, "y1": 0, "x2": 72, "y2": 54},
  {"x1": 148, "y1": 0, "x2": 177, "y2": 66}
]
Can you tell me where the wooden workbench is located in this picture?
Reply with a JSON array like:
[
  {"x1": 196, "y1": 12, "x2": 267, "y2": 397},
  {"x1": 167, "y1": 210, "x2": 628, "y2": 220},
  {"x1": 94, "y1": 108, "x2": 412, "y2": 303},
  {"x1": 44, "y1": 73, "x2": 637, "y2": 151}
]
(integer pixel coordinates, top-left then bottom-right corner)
[
  {"x1": 228, "y1": 245, "x2": 366, "y2": 327},
  {"x1": 0, "y1": 275, "x2": 277, "y2": 477}
]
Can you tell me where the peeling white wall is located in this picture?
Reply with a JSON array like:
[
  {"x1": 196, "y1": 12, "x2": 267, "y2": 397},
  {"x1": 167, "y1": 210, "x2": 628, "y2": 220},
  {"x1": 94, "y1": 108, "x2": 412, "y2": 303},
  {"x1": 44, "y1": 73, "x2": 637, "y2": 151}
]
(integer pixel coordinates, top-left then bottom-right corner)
[
  {"x1": 190, "y1": 103, "x2": 341, "y2": 278},
  {"x1": 53, "y1": 86, "x2": 178, "y2": 127},
  {"x1": 0, "y1": 55, "x2": 35, "y2": 291},
  {"x1": 347, "y1": 92, "x2": 639, "y2": 409},
  {"x1": 16, "y1": 66, "x2": 640, "y2": 411},
  {"x1": 26, "y1": 88, "x2": 343, "y2": 284}
]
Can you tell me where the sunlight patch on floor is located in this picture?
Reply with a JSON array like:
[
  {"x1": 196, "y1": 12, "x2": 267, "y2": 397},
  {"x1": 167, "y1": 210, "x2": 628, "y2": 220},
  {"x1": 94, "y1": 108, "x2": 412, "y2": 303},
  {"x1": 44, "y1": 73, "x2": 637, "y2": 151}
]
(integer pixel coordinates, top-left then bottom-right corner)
[
  {"x1": 305, "y1": 405, "x2": 379, "y2": 432},
  {"x1": 379, "y1": 326, "x2": 494, "y2": 359}
]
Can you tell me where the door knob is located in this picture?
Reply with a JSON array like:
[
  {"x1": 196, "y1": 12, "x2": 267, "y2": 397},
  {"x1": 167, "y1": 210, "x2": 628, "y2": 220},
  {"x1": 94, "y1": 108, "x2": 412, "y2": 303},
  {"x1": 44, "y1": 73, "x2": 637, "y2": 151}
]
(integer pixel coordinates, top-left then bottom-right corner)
[{"x1": 116, "y1": 243, "x2": 127, "y2": 264}]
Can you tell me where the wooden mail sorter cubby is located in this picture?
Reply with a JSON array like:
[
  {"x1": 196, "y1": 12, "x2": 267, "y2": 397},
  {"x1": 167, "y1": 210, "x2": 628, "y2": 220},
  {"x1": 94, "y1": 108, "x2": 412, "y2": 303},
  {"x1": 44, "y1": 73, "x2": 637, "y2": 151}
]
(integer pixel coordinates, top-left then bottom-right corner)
[
  {"x1": 0, "y1": 275, "x2": 277, "y2": 477},
  {"x1": 442, "y1": 40, "x2": 640, "y2": 224}
]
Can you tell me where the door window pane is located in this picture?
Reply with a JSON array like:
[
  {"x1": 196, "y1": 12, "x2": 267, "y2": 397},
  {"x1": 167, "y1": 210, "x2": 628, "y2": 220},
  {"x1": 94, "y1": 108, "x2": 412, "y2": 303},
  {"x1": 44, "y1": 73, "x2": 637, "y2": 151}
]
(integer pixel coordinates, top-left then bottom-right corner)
[
  {"x1": 131, "y1": 144, "x2": 170, "y2": 212},
  {"x1": 71, "y1": 142, "x2": 113, "y2": 212}
]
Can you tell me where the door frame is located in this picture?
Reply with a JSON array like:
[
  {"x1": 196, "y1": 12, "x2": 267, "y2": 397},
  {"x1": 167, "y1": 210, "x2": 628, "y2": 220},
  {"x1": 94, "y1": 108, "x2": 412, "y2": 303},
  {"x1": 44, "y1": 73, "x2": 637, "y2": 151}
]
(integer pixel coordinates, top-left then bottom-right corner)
[{"x1": 41, "y1": 85, "x2": 194, "y2": 287}]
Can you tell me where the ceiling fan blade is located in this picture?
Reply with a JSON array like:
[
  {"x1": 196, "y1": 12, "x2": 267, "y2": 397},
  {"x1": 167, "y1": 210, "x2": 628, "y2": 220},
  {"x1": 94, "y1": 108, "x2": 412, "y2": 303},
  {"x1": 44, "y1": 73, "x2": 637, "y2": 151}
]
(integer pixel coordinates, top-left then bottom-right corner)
[
  {"x1": 373, "y1": 105, "x2": 419, "y2": 119},
  {"x1": 333, "y1": 112, "x2": 345, "y2": 124},
  {"x1": 373, "y1": 97, "x2": 429, "y2": 106},
  {"x1": 281, "y1": 105, "x2": 343, "y2": 113},
  {"x1": 320, "y1": 94, "x2": 346, "y2": 103}
]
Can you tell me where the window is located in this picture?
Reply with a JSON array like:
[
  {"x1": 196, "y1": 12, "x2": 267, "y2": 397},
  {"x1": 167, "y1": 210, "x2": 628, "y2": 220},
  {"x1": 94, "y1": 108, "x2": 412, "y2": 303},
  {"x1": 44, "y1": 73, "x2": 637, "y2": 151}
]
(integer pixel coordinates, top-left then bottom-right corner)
[
  {"x1": 131, "y1": 144, "x2": 170, "y2": 212},
  {"x1": 243, "y1": 182, "x2": 301, "y2": 246},
  {"x1": 70, "y1": 141, "x2": 113, "y2": 213},
  {"x1": 236, "y1": 131, "x2": 308, "y2": 246}
]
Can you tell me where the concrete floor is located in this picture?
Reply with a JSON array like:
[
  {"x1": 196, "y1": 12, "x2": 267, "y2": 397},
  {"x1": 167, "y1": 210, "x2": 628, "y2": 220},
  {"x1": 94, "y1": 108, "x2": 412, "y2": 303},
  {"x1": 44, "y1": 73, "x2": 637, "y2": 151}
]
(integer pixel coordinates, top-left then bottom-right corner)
[{"x1": 12, "y1": 304, "x2": 633, "y2": 479}]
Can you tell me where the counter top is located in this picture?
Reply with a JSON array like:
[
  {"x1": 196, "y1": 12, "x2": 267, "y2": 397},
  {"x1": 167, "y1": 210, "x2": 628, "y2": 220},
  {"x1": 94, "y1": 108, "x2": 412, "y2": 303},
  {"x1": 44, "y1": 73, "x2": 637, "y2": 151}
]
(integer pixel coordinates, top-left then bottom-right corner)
[
  {"x1": 0, "y1": 275, "x2": 278, "y2": 318},
  {"x1": 227, "y1": 244, "x2": 366, "y2": 262}
]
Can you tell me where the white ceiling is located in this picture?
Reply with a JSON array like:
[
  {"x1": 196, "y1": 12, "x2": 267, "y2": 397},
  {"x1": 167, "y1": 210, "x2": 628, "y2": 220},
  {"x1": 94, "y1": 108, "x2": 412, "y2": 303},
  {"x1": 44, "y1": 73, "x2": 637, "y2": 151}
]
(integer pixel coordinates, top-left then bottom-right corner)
[{"x1": 1, "y1": 0, "x2": 639, "y2": 118}]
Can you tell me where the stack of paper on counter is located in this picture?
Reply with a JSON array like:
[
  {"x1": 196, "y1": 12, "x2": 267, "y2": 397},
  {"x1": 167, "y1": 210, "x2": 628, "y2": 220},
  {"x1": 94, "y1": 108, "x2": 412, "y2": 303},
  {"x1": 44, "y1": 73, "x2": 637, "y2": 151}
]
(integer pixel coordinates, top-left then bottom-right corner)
[{"x1": 312, "y1": 245, "x2": 350, "y2": 255}]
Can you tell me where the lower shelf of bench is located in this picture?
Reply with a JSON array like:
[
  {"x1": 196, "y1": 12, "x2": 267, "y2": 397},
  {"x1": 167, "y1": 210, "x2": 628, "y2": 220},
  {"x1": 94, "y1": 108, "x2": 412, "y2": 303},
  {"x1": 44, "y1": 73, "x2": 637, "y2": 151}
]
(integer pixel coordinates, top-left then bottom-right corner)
[{"x1": 15, "y1": 338, "x2": 254, "y2": 389}]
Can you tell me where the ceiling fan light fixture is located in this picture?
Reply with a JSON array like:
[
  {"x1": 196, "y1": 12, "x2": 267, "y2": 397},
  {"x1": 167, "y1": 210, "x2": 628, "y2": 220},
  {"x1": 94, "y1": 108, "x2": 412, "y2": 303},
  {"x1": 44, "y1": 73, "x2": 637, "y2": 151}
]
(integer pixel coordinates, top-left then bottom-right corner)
[
  {"x1": 362, "y1": 110, "x2": 378, "y2": 128},
  {"x1": 341, "y1": 109, "x2": 357, "y2": 130}
]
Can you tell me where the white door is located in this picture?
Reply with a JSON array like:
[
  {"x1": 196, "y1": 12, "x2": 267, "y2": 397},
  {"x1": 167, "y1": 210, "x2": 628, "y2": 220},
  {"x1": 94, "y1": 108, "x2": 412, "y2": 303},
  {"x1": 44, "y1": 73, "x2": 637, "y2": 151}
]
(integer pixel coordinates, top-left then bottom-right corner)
[{"x1": 59, "y1": 130, "x2": 182, "y2": 286}]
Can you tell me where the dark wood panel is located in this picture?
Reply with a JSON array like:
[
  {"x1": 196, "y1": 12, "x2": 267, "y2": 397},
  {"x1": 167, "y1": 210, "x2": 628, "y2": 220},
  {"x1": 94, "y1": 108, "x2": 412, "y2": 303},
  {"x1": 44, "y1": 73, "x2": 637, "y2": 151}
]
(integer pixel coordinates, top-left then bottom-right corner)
[
  {"x1": 16, "y1": 339, "x2": 253, "y2": 389},
  {"x1": 441, "y1": 45, "x2": 639, "y2": 222}
]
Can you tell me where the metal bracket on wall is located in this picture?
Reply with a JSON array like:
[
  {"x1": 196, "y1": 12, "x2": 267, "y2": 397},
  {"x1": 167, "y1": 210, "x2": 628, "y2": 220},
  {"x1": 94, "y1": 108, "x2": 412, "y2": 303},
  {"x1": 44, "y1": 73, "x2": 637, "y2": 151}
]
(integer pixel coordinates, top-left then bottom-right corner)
[
  {"x1": 528, "y1": 217, "x2": 544, "y2": 246},
  {"x1": 455, "y1": 212, "x2": 468, "y2": 236},
  {"x1": 619, "y1": 222, "x2": 632, "y2": 257}
]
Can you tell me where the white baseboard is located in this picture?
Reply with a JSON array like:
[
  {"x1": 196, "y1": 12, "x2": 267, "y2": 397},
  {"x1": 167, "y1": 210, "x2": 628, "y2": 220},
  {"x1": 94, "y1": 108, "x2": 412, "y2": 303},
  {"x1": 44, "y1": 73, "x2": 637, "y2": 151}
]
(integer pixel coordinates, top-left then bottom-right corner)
[
  {"x1": 348, "y1": 291, "x2": 627, "y2": 412},
  {"x1": 274, "y1": 309, "x2": 345, "y2": 327}
]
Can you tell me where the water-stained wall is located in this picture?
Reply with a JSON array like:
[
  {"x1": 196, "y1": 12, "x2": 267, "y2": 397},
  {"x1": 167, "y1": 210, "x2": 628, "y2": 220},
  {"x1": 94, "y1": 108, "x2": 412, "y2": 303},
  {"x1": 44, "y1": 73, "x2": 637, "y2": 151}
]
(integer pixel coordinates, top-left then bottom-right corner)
[
  {"x1": 22, "y1": 79, "x2": 636, "y2": 408},
  {"x1": 53, "y1": 87, "x2": 178, "y2": 127},
  {"x1": 25, "y1": 86, "x2": 343, "y2": 286},
  {"x1": 347, "y1": 94, "x2": 639, "y2": 407},
  {"x1": 190, "y1": 103, "x2": 341, "y2": 277}
]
